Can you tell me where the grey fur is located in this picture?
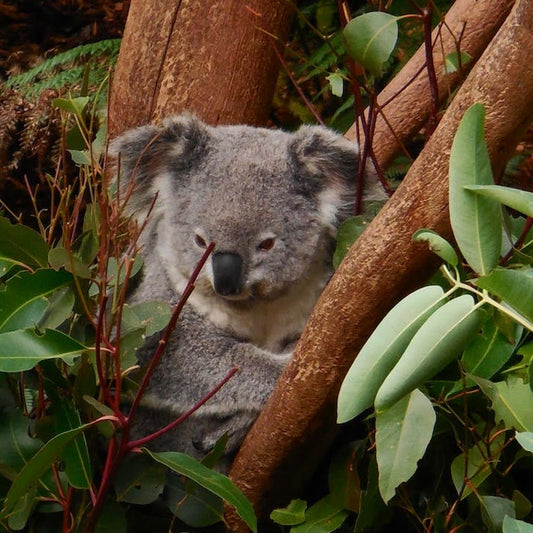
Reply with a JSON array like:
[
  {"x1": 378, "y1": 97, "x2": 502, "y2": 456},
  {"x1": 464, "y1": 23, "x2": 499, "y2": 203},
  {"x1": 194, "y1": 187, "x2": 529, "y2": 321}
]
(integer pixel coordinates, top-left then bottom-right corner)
[{"x1": 110, "y1": 115, "x2": 366, "y2": 465}]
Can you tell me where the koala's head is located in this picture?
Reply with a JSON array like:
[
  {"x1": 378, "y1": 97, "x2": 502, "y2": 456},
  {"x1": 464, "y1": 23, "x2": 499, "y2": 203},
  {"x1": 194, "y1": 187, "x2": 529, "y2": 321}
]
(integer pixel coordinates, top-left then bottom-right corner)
[{"x1": 110, "y1": 115, "x2": 359, "y2": 302}]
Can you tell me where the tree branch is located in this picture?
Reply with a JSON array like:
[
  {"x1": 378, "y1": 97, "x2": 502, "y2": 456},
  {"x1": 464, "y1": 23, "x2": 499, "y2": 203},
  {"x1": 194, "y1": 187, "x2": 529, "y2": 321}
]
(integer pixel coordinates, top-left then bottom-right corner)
[
  {"x1": 228, "y1": 0, "x2": 533, "y2": 529},
  {"x1": 344, "y1": 0, "x2": 515, "y2": 169}
]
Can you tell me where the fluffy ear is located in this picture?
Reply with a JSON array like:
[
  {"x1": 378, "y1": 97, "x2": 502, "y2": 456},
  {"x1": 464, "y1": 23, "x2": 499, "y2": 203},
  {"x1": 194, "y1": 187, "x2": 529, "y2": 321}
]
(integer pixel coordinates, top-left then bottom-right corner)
[
  {"x1": 109, "y1": 114, "x2": 210, "y2": 202},
  {"x1": 288, "y1": 125, "x2": 359, "y2": 229}
]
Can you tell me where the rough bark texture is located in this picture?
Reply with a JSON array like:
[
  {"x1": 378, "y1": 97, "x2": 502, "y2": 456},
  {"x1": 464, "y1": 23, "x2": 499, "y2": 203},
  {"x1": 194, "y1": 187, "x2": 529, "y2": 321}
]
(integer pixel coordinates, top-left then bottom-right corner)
[
  {"x1": 108, "y1": 0, "x2": 294, "y2": 136},
  {"x1": 228, "y1": 0, "x2": 533, "y2": 529},
  {"x1": 345, "y1": 0, "x2": 515, "y2": 169}
]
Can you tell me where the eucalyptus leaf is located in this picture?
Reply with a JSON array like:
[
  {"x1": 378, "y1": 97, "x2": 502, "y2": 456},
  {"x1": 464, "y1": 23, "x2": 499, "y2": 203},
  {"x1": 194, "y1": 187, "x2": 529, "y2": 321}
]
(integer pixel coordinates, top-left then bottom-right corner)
[
  {"x1": 1, "y1": 422, "x2": 94, "y2": 518},
  {"x1": 450, "y1": 430, "x2": 505, "y2": 499},
  {"x1": 476, "y1": 267, "x2": 533, "y2": 323},
  {"x1": 291, "y1": 495, "x2": 348, "y2": 533},
  {"x1": 0, "y1": 328, "x2": 86, "y2": 372},
  {"x1": 461, "y1": 320, "x2": 517, "y2": 380},
  {"x1": 0, "y1": 216, "x2": 48, "y2": 269},
  {"x1": 338, "y1": 285, "x2": 445, "y2": 422},
  {"x1": 413, "y1": 229, "x2": 458, "y2": 266},
  {"x1": 515, "y1": 432, "x2": 533, "y2": 452},
  {"x1": 48, "y1": 393, "x2": 92, "y2": 489},
  {"x1": 375, "y1": 295, "x2": 480, "y2": 411},
  {"x1": 444, "y1": 51, "x2": 472, "y2": 74},
  {"x1": 0, "y1": 269, "x2": 73, "y2": 333},
  {"x1": 114, "y1": 454, "x2": 166, "y2": 505},
  {"x1": 376, "y1": 389, "x2": 435, "y2": 503},
  {"x1": 52, "y1": 96, "x2": 89, "y2": 116},
  {"x1": 165, "y1": 472, "x2": 224, "y2": 528},
  {"x1": 464, "y1": 184, "x2": 533, "y2": 218},
  {"x1": 144, "y1": 449, "x2": 257, "y2": 533},
  {"x1": 504, "y1": 516, "x2": 533, "y2": 533},
  {"x1": 344, "y1": 12, "x2": 398, "y2": 76},
  {"x1": 0, "y1": 408, "x2": 43, "y2": 480},
  {"x1": 480, "y1": 496, "x2": 515, "y2": 533},
  {"x1": 472, "y1": 376, "x2": 533, "y2": 432},
  {"x1": 270, "y1": 499, "x2": 307, "y2": 526},
  {"x1": 449, "y1": 103, "x2": 502, "y2": 276},
  {"x1": 326, "y1": 72, "x2": 344, "y2": 97},
  {"x1": 48, "y1": 247, "x2": 92, "y2": 279}
]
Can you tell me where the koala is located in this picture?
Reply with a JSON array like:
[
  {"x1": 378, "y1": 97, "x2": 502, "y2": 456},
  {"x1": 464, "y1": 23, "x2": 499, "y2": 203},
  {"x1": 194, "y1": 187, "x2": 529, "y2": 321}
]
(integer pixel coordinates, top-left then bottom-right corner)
[{"x1": 111, "y1": 114, "x2": 372, "y2": 466}]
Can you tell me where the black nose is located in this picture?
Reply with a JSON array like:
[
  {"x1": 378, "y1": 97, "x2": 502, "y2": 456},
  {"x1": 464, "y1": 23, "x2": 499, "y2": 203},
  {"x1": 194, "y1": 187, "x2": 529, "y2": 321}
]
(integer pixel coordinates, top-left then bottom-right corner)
[{"x1": 212, "y1": 252, "x2": 244, "y2": 296}]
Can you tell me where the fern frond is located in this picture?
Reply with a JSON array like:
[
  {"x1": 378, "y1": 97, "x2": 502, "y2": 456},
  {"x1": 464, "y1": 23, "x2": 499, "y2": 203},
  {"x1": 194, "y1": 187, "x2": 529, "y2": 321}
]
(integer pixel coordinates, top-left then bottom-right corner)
[{"x1": 3, "y1": 39, "x2": 120, "y2": 100}]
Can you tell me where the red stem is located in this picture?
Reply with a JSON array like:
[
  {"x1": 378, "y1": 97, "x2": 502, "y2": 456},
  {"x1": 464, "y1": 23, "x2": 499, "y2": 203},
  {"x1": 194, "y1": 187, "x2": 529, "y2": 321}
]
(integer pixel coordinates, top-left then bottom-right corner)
[
  {"x1": 127, "y1": 366, "x2": 238, "y2": 450},
  {"x1": 126, "y1": 242, "x2": 215, "y2": 422}
]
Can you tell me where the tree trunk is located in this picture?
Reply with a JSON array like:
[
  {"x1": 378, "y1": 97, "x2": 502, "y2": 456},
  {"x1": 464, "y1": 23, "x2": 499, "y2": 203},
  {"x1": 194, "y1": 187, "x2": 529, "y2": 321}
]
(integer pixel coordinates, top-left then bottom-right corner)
[
  {"x1": 344, "y1": 0, "x2": 514, "y2": 169},
  {"x1": 228, "y1": 0, "x2": 533, "y2": 529},
  {"x1": 108, "y1": 0, "x2": 294, "y2": 137}
]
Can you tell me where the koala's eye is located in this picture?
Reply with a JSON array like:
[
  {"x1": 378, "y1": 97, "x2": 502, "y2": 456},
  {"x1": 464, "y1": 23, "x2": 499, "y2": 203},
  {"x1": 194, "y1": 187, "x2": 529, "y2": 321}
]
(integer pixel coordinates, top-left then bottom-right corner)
[
  {"x1": 257, "y1": 237, "x2": 276, "y2": 251},
  {"x1": 194, "y1": 234, "x2": 207, "y2": 248}
]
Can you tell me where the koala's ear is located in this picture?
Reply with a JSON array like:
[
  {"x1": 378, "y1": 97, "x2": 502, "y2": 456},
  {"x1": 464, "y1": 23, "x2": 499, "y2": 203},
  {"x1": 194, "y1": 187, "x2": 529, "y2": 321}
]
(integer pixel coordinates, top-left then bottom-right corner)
[
  {"x1": 288, "y1": 125, "x2": 359, "y2": 228},
  {"x1": 109, "y1": 114, "x2": 210, "y2": 191}
]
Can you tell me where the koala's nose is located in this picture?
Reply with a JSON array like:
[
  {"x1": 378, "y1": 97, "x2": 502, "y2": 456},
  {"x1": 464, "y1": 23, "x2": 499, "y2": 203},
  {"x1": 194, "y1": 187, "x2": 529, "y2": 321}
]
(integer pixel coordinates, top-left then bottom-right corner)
[{"x1": 212, "y1": 252, "x2": 244, "y2": 296}]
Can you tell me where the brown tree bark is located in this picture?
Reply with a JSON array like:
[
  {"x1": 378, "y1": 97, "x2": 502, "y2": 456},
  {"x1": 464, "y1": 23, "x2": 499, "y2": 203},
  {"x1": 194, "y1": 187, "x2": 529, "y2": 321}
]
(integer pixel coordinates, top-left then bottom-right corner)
[
  {"x1": 345, "y1": 0, "x2": 514, "y2": 169},
  {"x1": 228, "y1": 0, "x2": 533, "y2": 529},
  {"x1": 108, "y1": 0, "x2": 294, "y2": 137}
]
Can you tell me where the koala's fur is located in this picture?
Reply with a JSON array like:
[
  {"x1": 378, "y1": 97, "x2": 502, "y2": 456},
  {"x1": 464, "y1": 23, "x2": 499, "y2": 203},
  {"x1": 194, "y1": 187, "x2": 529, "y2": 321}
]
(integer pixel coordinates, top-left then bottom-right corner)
[{"x1": 111, "y1": 115, "x2": 370, "y2": 465}]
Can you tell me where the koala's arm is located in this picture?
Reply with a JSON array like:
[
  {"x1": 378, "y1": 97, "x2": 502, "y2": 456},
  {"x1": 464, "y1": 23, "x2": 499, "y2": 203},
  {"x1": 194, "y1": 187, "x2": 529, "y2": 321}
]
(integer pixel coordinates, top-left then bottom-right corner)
[{"x1": 131, "y1": 305, "x2": 290, "y2": 459}]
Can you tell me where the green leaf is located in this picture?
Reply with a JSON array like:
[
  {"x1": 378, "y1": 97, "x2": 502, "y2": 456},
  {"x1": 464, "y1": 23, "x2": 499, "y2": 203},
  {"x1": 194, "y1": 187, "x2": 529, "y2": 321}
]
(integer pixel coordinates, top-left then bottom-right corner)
[
  {"x1": 480, "y1": 496, "x2": 515, "y2": 533},
  {"x1": 375, "y1": 389, "x2": 435, "y2": 503},
  {"x1": 49, "y1": 394, "x2": 92, "y2": 489},
  {"x1": 121, "y1": 301, "x2": 172, "y2": 337},
  {"x1": 375, "y1": 295, "x2": 481, "y2": 411},
  {"x1": 464, "y1": 184, "x2": 533, "y2": 218},
  {"x1": 0, "y1": 269, "x2": 73, "y2": 333},
  {"x1": 37, "y1": 287, "x2": 75, "y2": 330},
  {"x1": 476, "y1": 268, "x2": 533, "y2": 323},
  {"x1": 333, "y1": 216, "x2": 367, "y2": 269},
  {"x1": 48, "y1": 246, "x2": 92, "y2": 279},
  {"x1": 338, "y1": 285, "x2": 445, "y2": 422},
  {"x1": 291, "y1": 495, "x2": 348, "y2": 533},
  {"x1": 7, "y1": 484, "x2": 36, "y2": 531},
  {"x1": 143, "y1": 449, "x2": 257, "y2": 533},
  {"x1": 0, "y1": 408, "x2": 43, "y2": 481},
  {"x1": 165, "y1": 473, "x2": 224, "y2": 527},
  {"x1": 1, "y1": 422, "x2": 93, "y2": 518},
  {"x1": 270, "y1": 499, "x2": 307, "y2": 526},
  {"x1": 0, "y1": 217, "x2": 48, "y2": 269},
  {"x1": 344, "y1": 12, "x2": 398, "y2": 76},
  {"x1": 412, "y1": 229, "x2": 458, "y2": 266},
  {"x1": 515, "y1": 432, "x2": 533, "y2": 452},
  {"x1": 473, "y1": 376, "x2": 533, "y2": 432},
  {"x1": 444, "y1": 51, "x2": 472, "y2": 74},
  {"x1": 504, "y1": 516, "x2": 533, "y2": 533},
  {"x1": 114, "y1": 454, "x2": 166, "y2": 505},
  {"x1": 449, "y1": 103, "x2": 502, "y2": 276},
  {"x1": 450, "y1": 430, "x2": 505, "y2": 499},
  {"x1": 0, "y1": 328, "x2": 86, "y2": 372},
  {"x1": 461, "y1": 320, "x2": 517, "y2": 380},
  {"x1": 52, "y1": 96, "x2": 89, "y2": 117},
  {"x1": 326, "y1": 73, "x2": 344, "y2": 97}
]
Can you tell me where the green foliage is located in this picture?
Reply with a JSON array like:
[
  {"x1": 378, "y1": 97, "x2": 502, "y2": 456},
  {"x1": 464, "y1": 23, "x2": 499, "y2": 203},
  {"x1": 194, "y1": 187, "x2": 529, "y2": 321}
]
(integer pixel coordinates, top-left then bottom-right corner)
[
  {"x1": 3, "y1": 39, "x2": 121, "y2": 104},
  {"x1": 0, "y1": 95, "x2": 255, "y2": 532},
  {"x1": 343, "y1": 12, "x2": 399, "y2": 77},
  {"x1": 294, "y1": 102, "x2": 533, "y2": 531}
]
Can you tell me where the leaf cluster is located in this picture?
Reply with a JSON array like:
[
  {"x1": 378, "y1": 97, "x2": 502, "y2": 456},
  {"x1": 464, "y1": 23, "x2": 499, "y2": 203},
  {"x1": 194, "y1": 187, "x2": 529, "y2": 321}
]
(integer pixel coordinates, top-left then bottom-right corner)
[
  {"x1": 272, "y1": 104, "x2": 533, "y2": 532},
  {"x1": 0, "y1": 96, "x2": 256, "y2": 533}
]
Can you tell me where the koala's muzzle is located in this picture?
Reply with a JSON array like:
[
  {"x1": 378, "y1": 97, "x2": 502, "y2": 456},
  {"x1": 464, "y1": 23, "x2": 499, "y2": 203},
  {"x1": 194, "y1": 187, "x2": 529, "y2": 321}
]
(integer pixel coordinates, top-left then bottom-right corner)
[{"x1": 212, "y1": 252, "x2": 244, "y2": 296}]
